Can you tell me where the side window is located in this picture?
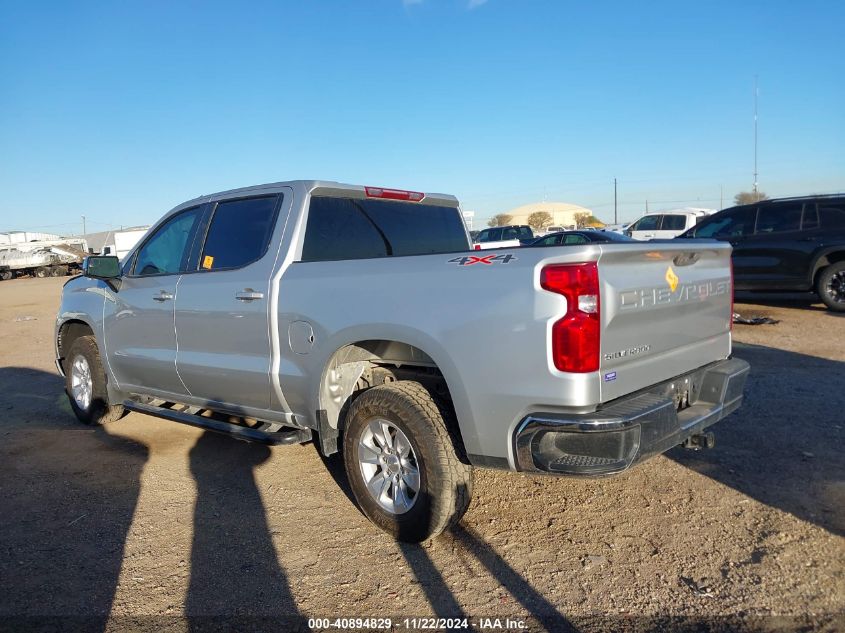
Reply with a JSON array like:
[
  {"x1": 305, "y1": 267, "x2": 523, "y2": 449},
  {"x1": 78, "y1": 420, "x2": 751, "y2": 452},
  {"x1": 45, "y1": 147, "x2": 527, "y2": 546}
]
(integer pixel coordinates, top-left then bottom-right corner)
[
  {"x1": 661, "y1": 215, "x2": 687, "y2": 231},
  {"x1": 755, "y1": 203, "x2": 802, "y2": 234},
  {"x1": 819, "y1": 203, "x2": 845, "y2": 228},
  {"x1": 518, "y1": 227, "x2": 533, "y2": 239},
  {"x1": 200, "y1": 196, "x2": 279, "y2": 270},
  {"x1": 476, "y1": 230, "x2": 489, "y2": 242},
  {"x1": 133, "y1": 207, "x2": 203, "y2": 277},
  {"x1": 632, "y1": 215, "x2": 660, "y2": 231},
  {"x1": 802, "y1": 203, "x2": 819, "y2": 230},
  {"x1": 501, "y1": 227, "x2": 519, "y2": 240},
  {"x1": 563, "y1": 234, "x2": 589, "y2": 245},
  {"x1": 695, "y1": 207, "x2": 757, "y2": 238},
  {"x1": 491, "y1": 228, "x2": 503, "y2": 241}
]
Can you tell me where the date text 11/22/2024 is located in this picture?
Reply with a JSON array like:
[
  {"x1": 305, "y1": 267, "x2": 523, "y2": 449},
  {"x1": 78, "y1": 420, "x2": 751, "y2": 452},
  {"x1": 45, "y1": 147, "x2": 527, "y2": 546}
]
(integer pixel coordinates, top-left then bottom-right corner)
[{"x1": 307, "y1": 617, "x2": 528, "y2": 630}]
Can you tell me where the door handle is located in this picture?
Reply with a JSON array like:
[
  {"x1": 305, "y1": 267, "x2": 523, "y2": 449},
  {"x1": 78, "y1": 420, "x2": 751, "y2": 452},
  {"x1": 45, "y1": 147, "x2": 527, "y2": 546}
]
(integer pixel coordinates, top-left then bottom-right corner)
[
  {"x1": 153, "y1": 291, "x2": 173, "y2": 302},
  {"x1": 235, "y1": 290, "x2": 264, "y2": 302}
]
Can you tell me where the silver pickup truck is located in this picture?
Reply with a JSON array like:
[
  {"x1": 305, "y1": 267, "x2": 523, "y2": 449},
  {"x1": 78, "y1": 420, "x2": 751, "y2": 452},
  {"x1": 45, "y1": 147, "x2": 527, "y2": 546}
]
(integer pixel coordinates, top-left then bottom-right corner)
[{"x1": 55, "y1": 180, "x2": 749, "y2": 541}]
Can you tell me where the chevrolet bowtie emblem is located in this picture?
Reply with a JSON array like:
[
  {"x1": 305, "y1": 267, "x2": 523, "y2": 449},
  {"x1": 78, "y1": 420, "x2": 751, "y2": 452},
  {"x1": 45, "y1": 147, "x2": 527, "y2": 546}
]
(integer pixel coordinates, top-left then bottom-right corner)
[{"x1": 665, "y1": 266, "x2": 679, "y2": 292}]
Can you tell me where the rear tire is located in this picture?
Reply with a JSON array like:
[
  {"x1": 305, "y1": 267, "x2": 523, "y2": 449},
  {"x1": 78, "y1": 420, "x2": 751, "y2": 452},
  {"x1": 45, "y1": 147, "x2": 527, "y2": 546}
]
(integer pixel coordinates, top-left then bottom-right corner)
[
  {"x1": 817, "y1": 262, "x2": 845, "y2": 312},
  {"x1": 50, "y1": 265, "x2": 68, "y2": 277},
  {"x1": 0, "y1": 270, "x2": 11, "y2": 281},
  {"x1": 342, "y1": 381, "x2": 472, "y2": 542},
  {"x1": 35, "y1": 267, "x2": 49, "y2": 278},
  {"x1": 65, "y1": 335, "x2": 125, "y2": 425}
]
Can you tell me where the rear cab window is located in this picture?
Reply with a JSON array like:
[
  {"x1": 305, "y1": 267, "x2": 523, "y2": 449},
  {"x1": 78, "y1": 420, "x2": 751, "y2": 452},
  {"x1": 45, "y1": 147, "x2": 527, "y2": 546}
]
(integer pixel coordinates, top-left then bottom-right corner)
[{"x1": 301, "y1": 196, "x2": 468, "y2": 262}]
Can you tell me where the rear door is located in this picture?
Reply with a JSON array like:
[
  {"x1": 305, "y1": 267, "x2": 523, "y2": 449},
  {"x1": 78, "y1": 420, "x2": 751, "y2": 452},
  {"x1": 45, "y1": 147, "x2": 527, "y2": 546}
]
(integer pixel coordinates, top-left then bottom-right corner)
[
  {"x1": 174, "y1": 192, "x2": 290, "y2": 411},
  {"x1": 104, "y1": 206, "x2": 206, "y2": 396},
  {"x1": 653, "y1": 214, "x2": 688, "y2": 239},
  {"x1": 731, "y1": 200, "x2": 810, "y2": 289}
]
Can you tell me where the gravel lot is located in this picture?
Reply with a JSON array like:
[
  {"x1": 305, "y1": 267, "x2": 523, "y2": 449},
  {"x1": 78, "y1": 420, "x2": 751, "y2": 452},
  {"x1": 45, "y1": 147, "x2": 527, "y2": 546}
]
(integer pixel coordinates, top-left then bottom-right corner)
[{"x1": 0, "y1": 277, "x2": 842, "y2": 632}]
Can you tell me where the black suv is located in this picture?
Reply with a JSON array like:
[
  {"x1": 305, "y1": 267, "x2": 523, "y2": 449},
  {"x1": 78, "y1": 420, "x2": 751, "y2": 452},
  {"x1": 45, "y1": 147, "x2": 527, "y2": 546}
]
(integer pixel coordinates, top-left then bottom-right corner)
[{"x1": 679, "y1": 194, "x2": 845, "y2": 311}]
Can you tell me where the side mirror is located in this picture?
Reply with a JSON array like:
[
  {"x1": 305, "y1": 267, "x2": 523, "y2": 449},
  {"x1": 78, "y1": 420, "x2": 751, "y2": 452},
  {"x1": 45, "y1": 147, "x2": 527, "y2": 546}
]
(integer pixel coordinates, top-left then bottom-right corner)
[{"x1": 83, "y1": 255, "x2": 121, "y2": 280}]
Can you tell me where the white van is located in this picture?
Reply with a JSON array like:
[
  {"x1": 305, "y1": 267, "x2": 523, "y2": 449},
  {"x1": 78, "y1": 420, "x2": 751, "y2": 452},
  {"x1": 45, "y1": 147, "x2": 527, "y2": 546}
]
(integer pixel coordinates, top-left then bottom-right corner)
[{"x1": 626, "y1": 208, "x2": 715, "y2": 240}]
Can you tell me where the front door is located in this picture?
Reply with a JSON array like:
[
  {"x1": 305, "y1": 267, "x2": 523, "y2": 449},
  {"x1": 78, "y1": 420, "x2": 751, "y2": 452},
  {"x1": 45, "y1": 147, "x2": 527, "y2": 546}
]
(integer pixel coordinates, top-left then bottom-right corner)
[
  {"x1": 104, "y1": 205, "x2": 205, "y2": 396},
  {"x1": 175, "y1": 192, "x2": 289, "y2": 411}
]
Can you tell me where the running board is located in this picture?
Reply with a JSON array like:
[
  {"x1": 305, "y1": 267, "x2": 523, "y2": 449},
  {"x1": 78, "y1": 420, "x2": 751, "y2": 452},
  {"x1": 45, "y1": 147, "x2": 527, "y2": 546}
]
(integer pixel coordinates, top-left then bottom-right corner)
[{"x1": 123, "y1": 400, "x2": 312, "y2": 446}]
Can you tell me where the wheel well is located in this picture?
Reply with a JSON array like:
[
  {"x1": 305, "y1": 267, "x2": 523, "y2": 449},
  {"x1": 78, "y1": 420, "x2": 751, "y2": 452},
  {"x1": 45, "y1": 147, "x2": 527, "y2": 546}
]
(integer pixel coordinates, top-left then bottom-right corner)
[
  {"x1": 57, "y1": 320, "x2": 94, "y2": 373},
  {"x1": 814, "y1": 252, "x2": 845, "y2": 287},
  {"x1": 318, "y1": 340, "x2": 468, "y2": 462}
]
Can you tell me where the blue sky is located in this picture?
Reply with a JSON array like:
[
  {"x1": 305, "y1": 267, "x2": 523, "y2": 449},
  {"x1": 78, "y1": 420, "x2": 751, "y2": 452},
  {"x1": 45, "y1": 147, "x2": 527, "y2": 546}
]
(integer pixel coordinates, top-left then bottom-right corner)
[{"x1": 1, "y1": 0, "x2": 843, "y2": 233}]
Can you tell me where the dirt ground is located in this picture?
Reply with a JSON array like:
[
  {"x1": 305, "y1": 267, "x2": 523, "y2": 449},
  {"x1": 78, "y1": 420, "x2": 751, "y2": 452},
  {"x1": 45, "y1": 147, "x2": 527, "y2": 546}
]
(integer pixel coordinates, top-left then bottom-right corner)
[{"x1": 0, "y1": 276, "x2": 842, "y2": 632}]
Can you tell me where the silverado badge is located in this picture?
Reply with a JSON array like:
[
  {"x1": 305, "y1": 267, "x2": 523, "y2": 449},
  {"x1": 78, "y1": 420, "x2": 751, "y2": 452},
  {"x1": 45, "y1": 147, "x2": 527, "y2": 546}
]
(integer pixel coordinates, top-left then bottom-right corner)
[{"x1": 665, "y1": 266, "x2": 679, "y2": 292}]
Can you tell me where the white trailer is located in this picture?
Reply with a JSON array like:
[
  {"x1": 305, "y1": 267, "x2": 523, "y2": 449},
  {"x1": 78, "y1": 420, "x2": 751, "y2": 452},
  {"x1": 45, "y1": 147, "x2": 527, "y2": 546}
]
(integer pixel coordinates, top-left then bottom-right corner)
[{"x1": 0, "y1": 238, "x2": 88, "y2": 280}]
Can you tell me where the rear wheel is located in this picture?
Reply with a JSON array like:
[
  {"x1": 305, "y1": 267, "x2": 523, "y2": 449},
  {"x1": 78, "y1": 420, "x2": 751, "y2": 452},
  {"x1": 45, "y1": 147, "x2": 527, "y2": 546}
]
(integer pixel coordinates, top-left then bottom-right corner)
[
  {"x1": 0, "y1": 270, "x2": 11, "y2": 281},
  {"x1": 35, "y1": 267, "x2": 49, "y2": 278},
  {"x1": 342, "y1": 381, "x2": 472, "y2": 542},
  {"x1": 65, "y1": 335, "x2": 125, "y2": 425},
  {"x1": 817, "y1": 262, "x2": 845, "y2": 312},
  {"x1": 50, "y1": 265, "x2": 68, "y2": 277}
]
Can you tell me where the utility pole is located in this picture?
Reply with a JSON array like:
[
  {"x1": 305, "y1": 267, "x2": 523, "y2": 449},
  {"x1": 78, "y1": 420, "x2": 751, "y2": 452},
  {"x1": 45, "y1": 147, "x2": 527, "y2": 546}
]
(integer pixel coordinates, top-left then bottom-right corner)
[
  {"x1": 613, "y1": 178, "x2": 618, "y2": 224},
  {"x1": 753, "y1": 76, "x2": 759, "y2": 196},
  {"x1": 82, "y1": 215, "x2": 86, "y2": 238}
]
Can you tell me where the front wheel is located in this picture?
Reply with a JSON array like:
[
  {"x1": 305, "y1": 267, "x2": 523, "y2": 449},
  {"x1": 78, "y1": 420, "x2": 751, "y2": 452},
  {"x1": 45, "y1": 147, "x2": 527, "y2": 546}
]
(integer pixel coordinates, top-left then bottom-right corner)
[
  {"x1": 65, "y1": 335, "x2": 125, "y2": 425},
  {"x1": 342, "y1": 381, "x2": 472, "y2": 542},
  {"x1": 817, "y1": 262, "x2": 845, "y2": 312}
]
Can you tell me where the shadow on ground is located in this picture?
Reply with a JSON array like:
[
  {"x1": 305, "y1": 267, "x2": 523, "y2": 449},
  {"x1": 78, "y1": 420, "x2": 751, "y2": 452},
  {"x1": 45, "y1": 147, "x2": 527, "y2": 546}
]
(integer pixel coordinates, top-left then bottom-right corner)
[
  {"x1": 668, "y1": 342, "x2": 844, "y2": 536},
  {"x1": 735, "y1": 291, "x2": 844, "y2": 317},
  {"x1": 0, "y1": 367, "x2": 308, "y2": 632}
]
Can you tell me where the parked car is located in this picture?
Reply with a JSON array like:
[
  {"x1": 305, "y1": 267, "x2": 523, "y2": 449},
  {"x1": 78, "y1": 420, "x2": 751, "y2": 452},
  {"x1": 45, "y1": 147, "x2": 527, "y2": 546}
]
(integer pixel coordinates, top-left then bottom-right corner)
[
  {"x1": 473, "y1": 225, "x2": 533, "y2": 249},
  {"x1": 56, "y1": 180, "x2": 748, "y2": 541},
  {"x1": 678, "y1": 194, "x2": 845, "y2": 311},
  {"x1": 525, "y1": 230, "x2": 637, "y2": 247},
  {"x1": 626, "y1": 209, "x2": 714, "y2": 240}
]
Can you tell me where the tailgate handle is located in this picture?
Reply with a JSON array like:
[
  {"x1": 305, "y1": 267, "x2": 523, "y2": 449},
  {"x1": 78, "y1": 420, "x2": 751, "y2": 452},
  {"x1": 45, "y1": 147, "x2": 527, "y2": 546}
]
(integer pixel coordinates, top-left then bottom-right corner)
[{"x1": 673, "y1": 252, "x2": 701, "y2": 267}]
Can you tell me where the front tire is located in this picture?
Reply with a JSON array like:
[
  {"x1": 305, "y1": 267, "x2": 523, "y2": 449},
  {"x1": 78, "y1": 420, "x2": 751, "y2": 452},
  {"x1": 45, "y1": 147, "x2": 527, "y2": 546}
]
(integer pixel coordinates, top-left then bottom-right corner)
[
  {"x1": 817, "y1": 262, "x2": 845, "y2": 312},
  {"x1": 65, "y1": 335, "x2": 125, "y2": 425},
  {"x1": 343, "y1": 381, "x2": 472, "y2": 542}
]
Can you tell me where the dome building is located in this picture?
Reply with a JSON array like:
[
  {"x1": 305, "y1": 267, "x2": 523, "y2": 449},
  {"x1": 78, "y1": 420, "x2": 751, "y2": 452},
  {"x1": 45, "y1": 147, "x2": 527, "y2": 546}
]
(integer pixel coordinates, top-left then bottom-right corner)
[{"x1": 500, "y1": 201, "x2": 599, "y2": 229}]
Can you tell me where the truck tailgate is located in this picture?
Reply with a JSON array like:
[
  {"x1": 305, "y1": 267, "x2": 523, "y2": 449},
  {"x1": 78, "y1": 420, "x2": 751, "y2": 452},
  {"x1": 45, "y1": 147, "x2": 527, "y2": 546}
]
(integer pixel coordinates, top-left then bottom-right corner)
[{"x1": 597, "y1": 241, "x2": 733, "y2": 402}]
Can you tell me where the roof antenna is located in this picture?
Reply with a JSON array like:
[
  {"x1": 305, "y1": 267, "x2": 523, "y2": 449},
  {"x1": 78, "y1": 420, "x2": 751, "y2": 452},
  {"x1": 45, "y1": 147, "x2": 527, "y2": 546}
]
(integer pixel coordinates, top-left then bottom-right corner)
[{"x1": 753, "y1": 75, "x2": 759, "y2": 196}]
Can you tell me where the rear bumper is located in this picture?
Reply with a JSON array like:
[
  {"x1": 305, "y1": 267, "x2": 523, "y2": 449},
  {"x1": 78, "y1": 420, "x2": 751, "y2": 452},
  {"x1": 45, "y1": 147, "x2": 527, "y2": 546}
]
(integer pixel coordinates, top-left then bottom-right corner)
[{"x1": 513, "y1": 357, "x2": 750, "y2": 476}]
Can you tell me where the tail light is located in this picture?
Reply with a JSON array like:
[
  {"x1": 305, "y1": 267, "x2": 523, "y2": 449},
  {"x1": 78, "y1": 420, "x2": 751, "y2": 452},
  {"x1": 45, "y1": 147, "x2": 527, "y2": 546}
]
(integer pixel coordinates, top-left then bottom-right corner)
[
  {"x1": 540, "y1": 262, "x2": 600, "y2": 373},
  {"x1": 474, "y1": 244, "x2": 481, "y2": 250},
  {"x1": 729, "y1": 258, "x2": 734, "y2": 331},
  {"x1": 365, "y1": 186, "x2": 424, "y2": 202}
]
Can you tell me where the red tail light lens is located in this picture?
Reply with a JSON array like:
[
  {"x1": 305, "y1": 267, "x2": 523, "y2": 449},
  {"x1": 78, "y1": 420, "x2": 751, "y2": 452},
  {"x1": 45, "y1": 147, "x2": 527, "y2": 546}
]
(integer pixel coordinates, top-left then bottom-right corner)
[
  {"x1": 474, "y1": 244, "x2": 481, "y2": 251},
  {"x1": 365, "y1": 186, "x2": 425, "y2": 202},
  {"x1": 540, "y1": 262, "x2": 600, "y2": 373}
]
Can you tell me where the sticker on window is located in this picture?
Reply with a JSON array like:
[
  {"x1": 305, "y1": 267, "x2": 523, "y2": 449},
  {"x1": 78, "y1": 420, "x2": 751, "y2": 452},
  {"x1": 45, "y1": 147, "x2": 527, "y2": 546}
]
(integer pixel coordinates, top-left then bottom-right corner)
[{"x1": 202, "y1": 255, "x2": 214, "y2": 270}]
